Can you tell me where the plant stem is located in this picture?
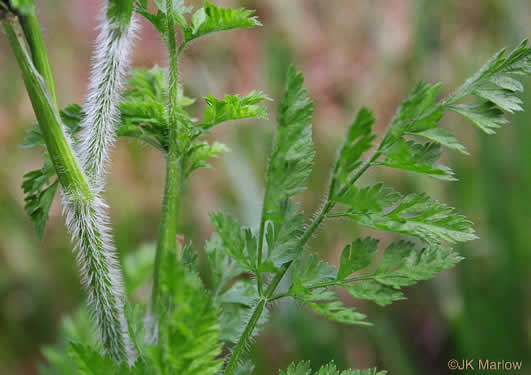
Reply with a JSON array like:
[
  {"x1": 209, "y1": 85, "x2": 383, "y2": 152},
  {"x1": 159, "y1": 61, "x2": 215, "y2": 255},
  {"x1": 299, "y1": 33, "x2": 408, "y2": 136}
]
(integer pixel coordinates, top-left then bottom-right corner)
[
  {"x1": 151, "y1": 155, "x2": 184, "y2": 309},
  {"x1": 18, "y1": 9, "x2": 58, "y2": 106},
  {"x1": 150, "y1": 0, "x2": 186, "y2": 317},
  {"x1": 254, "y1": 183, "x2": 270, "y2": 296},
  {"x1": 223, "y1": 300, "x2": 265, "y2": 375},
  {"x1": 4, "y1": 18, "x2": 134, "y2": 363},
  {"x1": 224, "y1": 146, "x2": 384, "y2": 374},
  {"x1": 2, "y1": 20, "x2": 91, "y2": 200}
]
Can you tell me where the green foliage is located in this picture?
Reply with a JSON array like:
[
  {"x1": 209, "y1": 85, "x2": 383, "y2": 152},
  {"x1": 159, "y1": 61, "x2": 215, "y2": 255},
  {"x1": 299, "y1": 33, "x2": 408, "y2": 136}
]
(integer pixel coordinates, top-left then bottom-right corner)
[
  {"x1": 119, "y1": 66, "x2": 175, "y2": 152},
  {"x1": 2, "y1": 0, "x2": 34, "y2": 15},
  {"x1": 148, "y1": 252, "x2": 223, "y2": 375},
  {"x1": 201, "y1": 91, "x2": 271, "y2": 129},
  {"x1": 289, "y1": 238, "x2": 463, "y2": 322},
  {"x1": 23, "y1": 103, "x2": 82, "y2": 148},
  {"x1": 377, "y1": 138, "x2": 456, "y2": 180},
  {"x1": 289, "y1": 256, "x2": 337, "y2": 296},
  {"x1": 253, "y1": 66, "x2": 315, "y2": 278},
  {"x1": 448, "y1": 40, "x2": 531, "y2": 133},
  {"x1": 20, "y1": 104, "x2": 82, "y2": 240},
  {"x1": 280, "y1": 361, "x2": 387, "y2": 375},
  {"x1": 22, "y1": 155, "x2": 58, "y2": 240},
  {"x1": 184, "y1": 1, "x2": 261, "y2": 43},
  {"x1": 332, "y1": 107, "x2": 375, "y2": 191},
  {"x1": 136, "y1": 0, "x2": 260, "y2": 45},
  {"x1": 209, "y1": 212, "x2": 259, "y2": 272},
  {"x1": 337, "y1": 238, "x2": 379, "y2": 280},
  {"x1": 22, "y1": 65, "x2": 269, "y2": 239},
  {"x1": 266, "y1": 66, "x2": 314, "y2": 205},
  {"x1": 332, "y1": 183, "x2": 400, "y2": 215},
  {"x1": 301, "y1": 289, "x2": 370, "y2": 326},
  {"x1": 10, "y1": 0, "x2": 529, "y2": 371},
  {"x1": 264, "y1": 199, "x2": 306, "y2": 267},
  {"x1": 335, "y1": 189, "x2": 477, "y2": 245},
  {"x1": 40, "y1": 254, "x2": 223, "y2": 375},
  {"x1": 135, "y1": 0, "x2": 192, "y2": 37}
]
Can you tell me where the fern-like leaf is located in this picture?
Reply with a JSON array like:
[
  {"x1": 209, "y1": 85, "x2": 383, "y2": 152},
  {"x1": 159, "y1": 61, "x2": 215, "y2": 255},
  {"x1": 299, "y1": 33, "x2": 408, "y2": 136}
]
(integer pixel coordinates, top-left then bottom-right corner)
[
  {"x1": 280, "y1": 361, "x2": 387, "y2": 375},
  {"x1": 334, "y1": 188, "x2": 476, "y2": 245}
]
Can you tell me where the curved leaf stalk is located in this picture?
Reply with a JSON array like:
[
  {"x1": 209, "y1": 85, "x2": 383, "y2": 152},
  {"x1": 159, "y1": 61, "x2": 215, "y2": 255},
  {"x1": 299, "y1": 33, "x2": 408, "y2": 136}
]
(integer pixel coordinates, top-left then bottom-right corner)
[{"x1": 77, "y1": 0, "x2": 139, "y2": 187}]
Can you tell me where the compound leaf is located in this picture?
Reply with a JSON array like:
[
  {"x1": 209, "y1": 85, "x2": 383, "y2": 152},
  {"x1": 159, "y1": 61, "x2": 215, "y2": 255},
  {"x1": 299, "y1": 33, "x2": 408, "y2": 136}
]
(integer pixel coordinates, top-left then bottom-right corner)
[{"x1": 448, "y1": 39, "x2": 531, "y2": 134}]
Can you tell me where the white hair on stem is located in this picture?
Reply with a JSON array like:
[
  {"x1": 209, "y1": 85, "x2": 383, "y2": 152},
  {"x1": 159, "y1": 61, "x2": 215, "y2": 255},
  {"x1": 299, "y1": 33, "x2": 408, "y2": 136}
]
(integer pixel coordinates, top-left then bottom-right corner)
[
  {"x1": 62, "y1": 191, "x2": 136, "y2": 364},
  {"x1": 78, "y1": 2, "x2": 139, "y2": 188},
  {"x1": 62, "y1": 1, "x2": 140, "y2": 364}
]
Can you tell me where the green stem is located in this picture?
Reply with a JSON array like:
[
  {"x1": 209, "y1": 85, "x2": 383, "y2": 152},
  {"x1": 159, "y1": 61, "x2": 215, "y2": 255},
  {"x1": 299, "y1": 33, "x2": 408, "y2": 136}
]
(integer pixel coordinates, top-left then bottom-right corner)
[
  {"x1": 269, "y1": 275, "x2": 379, "y2": 302},
  {"x1": 150, "y1": 0, "x2": 186, "y2": 315},
  {"x1": 2, "y1": 20, "x2": 91, "y2": 200},
  {"x1": 264, "y1": 151, "x2": 381, "y2": 298},
  {"x1": 254, "y1": 183, "x2": 270, "y2": 296},
  {"x1": 19, "y1": 8, "x2": 58, "y2": 106},
  {"x1": 223, "y1": 300, "x2": 265, "y2": 375}
]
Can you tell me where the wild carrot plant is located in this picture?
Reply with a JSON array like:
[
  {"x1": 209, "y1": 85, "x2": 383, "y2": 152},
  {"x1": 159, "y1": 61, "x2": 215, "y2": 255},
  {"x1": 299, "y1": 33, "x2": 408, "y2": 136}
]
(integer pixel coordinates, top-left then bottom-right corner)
[{"x1": 2, "y1": 0, "x2": 531, "y2": 374}]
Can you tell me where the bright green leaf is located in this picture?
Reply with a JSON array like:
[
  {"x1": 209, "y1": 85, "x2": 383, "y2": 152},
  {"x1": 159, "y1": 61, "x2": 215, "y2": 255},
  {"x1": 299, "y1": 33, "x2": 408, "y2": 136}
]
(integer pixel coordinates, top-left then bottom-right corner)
[
  {"x1": 183, "y1": 1, "x2": 261, "y2": 43},
  {"x1": 338, "y1": 238, "x2": 379, "y2": 280},
  {"x1": 332, "y1": 107, "x2": 376, "y2": 190},
  {"x1": 377, "y1": 139, "x2": 456, "y2": 180},
  {"x1": 201, "y1": 91, "x2": 271, "y2": 129},
  {"x1": 332, "y1": 183, "x2": 400, "y2": 214},
  {"x1": 342, "y1": 192, "x2": 477, "y2": 245},
  {"x1": 344, "y1": 282, "x2": 405, "y2": 307},
  {"x1": 209, "y1": 212, "x2": 258, "y2": 272},
  {"x1": 412, "y1": 128, "x2": 469, "y2": 155}
]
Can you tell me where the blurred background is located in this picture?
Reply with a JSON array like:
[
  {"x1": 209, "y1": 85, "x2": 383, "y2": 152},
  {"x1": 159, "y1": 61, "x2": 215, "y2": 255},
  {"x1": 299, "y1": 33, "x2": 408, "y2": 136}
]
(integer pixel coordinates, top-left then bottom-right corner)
[{"x1": 1, "y1": 0, "x2": 530, "y2": 374}]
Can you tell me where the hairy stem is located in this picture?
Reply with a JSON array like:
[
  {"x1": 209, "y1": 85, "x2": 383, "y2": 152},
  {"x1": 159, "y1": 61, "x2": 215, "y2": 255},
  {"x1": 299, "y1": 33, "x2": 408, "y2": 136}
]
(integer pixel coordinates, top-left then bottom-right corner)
[
  {"x1": 150, "y1": 0, "x2": 186, "y2": 322},
  {"x1": 78, "y1": 0, "x2": 138, "y2": 186},
  {"x1": 3, "y1": 18, "x2": 134, "y2": 363},
  {"x1": 223, "y1": 300, "x2": 265, "y2": 375}
]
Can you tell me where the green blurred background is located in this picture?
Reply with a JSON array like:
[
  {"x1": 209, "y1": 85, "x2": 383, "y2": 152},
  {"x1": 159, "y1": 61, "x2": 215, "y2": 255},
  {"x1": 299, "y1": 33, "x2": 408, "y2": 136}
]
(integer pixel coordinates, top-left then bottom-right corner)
[{"x1": 1, "y1": 0, "x2": 530, "y2": 374}]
